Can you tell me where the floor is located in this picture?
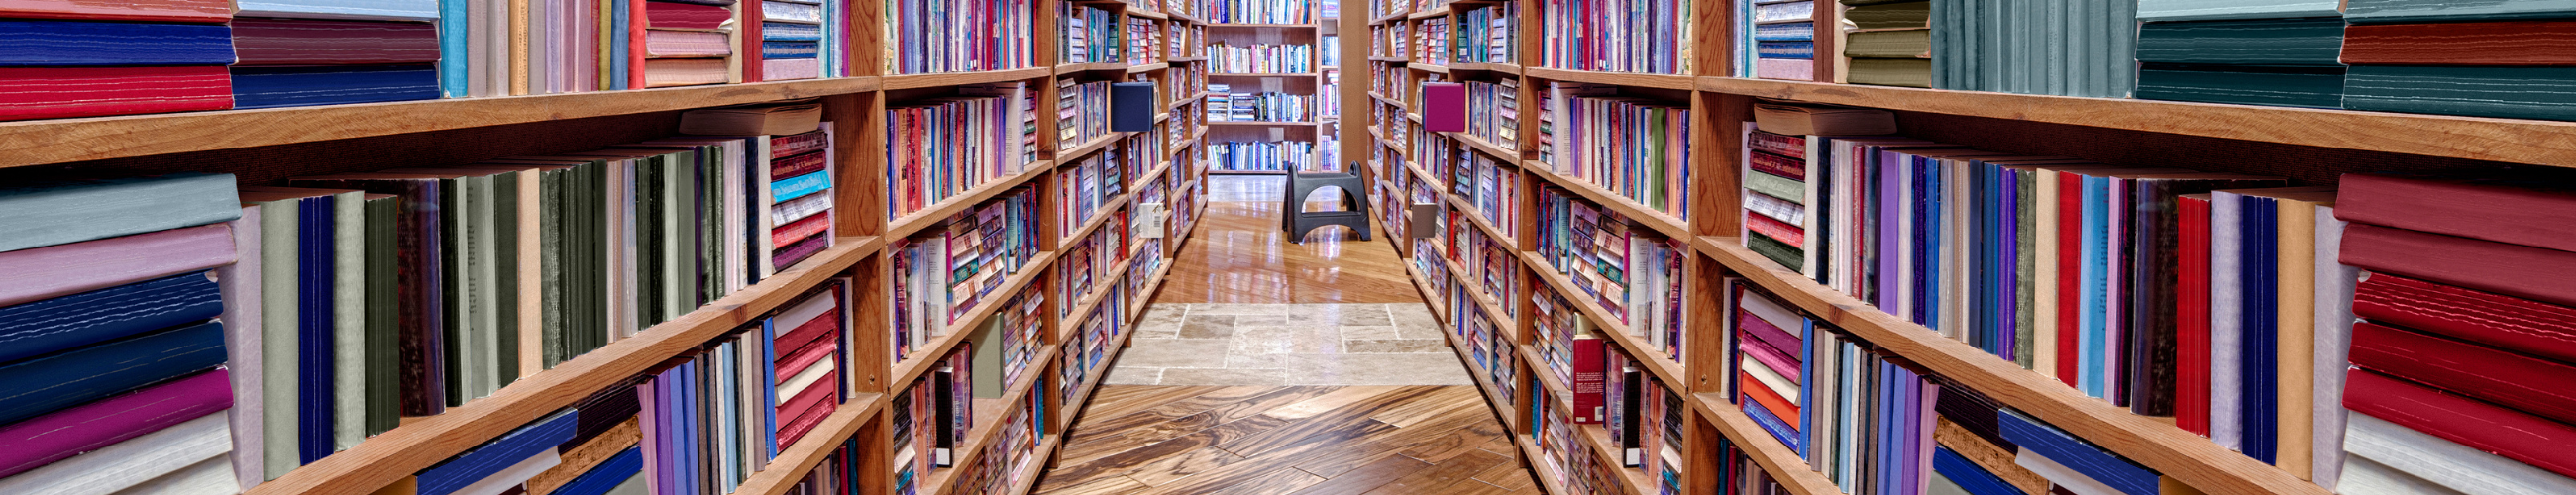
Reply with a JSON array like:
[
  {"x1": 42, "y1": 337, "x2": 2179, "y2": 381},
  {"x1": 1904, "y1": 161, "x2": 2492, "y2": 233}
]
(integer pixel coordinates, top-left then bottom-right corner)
[{"x1": 1031, "y1": 176, "x2": 1540, "y2": 494}]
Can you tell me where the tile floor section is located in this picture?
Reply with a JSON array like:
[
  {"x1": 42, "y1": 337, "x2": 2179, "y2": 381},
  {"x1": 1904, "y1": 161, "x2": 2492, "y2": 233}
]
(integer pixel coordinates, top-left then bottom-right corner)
[{"x1": 1104, "y1": 302, "x2": 1473, "y2": 386}]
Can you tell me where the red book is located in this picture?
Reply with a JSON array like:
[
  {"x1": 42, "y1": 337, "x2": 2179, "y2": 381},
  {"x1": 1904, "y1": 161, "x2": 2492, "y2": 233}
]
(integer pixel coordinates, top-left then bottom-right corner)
[
  {"x1": 771, "y1": 148, "x2": 827, "y2": 177},
  {"x1": 0, "y1": 0, "x2": 230, "y2": 22},
  {"x1": 627, "y1": 0, "x2": 651, "y2": 89},
  {"x1": 1570, "y1": 334, "x2": 1606, "y2": 423},
  {"x1": 2353, "y1": 270, "x2": 2576, "y2": 365},
  {"x1": 2343, "y1": 368, "x2": 2576, "y2": 479},
  {"x1": 2341, "y1": 223, "x2": 2576, "y2": 308},
  {"x1": 739, "y1": 0, "x2": 763, "y2": 83},
  {"x1": 2057, "y1": 172, "x2": 2085, "y2": 387},
  {"x1": 2337, "y1": 172, "x2": 2576, "y2": 254},
  {"x1": 2174, "y1": 194, "x2": 2212, "y2": 436},
  {"x1": 644, "y1": 1, "x2": 732, "y2": 30},
  {"x1": 2342, "y1": 22, "x2": 2576, "y2": 66},
  {"x1": 0, "y1": 66, "x2": 230, "y2": 121},
  {"x1": 771, "y1": 213, "x2": 830, "y2": 248},
  {"x1": 1741, "y1": 371, "x2": 1802, "y2": 429},
  {"x1": 2351, "y1": 321, "x2": 2576, "y2": 426},
  {"x1": 773, "y1": 304, "x2": 842, "y2": 360},
  {"x1": 231, "y1": 18, "x2": 441, "y2": 66}
]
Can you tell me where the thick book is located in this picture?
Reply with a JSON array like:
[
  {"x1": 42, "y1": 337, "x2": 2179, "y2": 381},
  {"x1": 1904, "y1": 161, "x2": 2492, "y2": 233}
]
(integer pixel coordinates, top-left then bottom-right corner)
[
  {"x1": 1421, "y1": 82, "x2": 1465, "y2": 133},
  {"x1": 1845, "y1": 1, "x2": 1928, "y2": 29},
  {"x1": 0, "y1": 223, "x2": 235, "y2": 308},
  {"x1": 0, "y1": 0, "x2": 231, "y2": 22},
  {"x1": 1110, "y1": 82, "x2": 1155, "y2": 132},
  {"x1": 0, "y1": 64, "x2": 231, "y2": 122},
  {"x1": 0, "y1": 411, "x2": 231, "y2": 494},
  {"x1": 2345, "y1": 0, "x2": 2576, "y2": 23},
  {"x1": 2135, "y1": 18, "x2": 2345, "y2": 66},
  {"x1": 0, "y1": 271, "x2": 222, "y2": 364},
  {"x1": 0, "y1": 20, "x2": 234, "y2": 66},
  {"x1": 2351, "y1": 321, "x2": 2576, "y2": 425},
  {"x1": 0, "y1": 320, "x2": 226, "y2": 426},
  {"x1": 231, "y1": 64, "x2": 441, "y2": 109},
  {"x1": 2136, "y1": 0, "x2": 2340, "y2": 21},
  {"x1": 217, "y1": 207, "x2": 268, "y2": 487},
  {"x1": 1570, "y1": 332, "x2": 1606, "y2": 423},
  {"x1": 0, "y1": 172, "x2": 239, "y2": 253},
  {"x1": 0, "y1": 369, "x2": 231, "y2": 478},
  {"x1": 2344, "y1": 368, "x2": 2576, "y2": 479},
  {"x1": 645, "y1": 1, "x2": 733, "y2": 30},
  {"x1": 2351, "y1": 270, "x2": 2576, "y2": 365},
  {"x1": 231, "y1": 18, "x2": 441, "y2": 65},
  {"x1": 2336, "y1": 172, "x2": 2576, "y2": 254},
  {"x1": 2135, "y1": 64, "x2": 2347, "y2": 109},
  {"x1": 2341, "y1": 223, "x2": 2576, "y2": 308},
  {"x1": 2345, "y1": 21, "x2": 2576, "y2": 66},
  {"x1": 2173, "y1": 193, "x2": 2211, "y2": 437},
  {"x1": 2343, "y1": 411, "x2": 2576, "y2": 495},
  {"x1": 236, "y1": 0, "x2": 437, "y2": 20},
  {"x1": 2344, "y1": 65, "x2": 2576, "y2": 121},
  {"x1": 417, "y1": 410, "x2": 579, "y2": 495},
  {"x1": 2309, "y1": 204, "x2": 2358, "y2": 489}
]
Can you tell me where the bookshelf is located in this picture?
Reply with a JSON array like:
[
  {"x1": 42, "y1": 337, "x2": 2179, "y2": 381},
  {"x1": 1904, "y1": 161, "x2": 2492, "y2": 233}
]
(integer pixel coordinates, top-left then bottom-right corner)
[
  {"x1": 1200, "y1": 0, "x2": 1335, "y2": 174},
  {"x1": 0, "y1": 0, "x2": 1210, "y2": 492},
  {"x1": 1350, "y1": 1, "x2": 2574, "y2": 495}
]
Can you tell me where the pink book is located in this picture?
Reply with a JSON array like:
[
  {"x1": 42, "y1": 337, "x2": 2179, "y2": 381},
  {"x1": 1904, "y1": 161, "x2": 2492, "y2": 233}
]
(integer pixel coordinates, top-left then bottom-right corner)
[
  {"x1": 0, "y1": 223, "x2": 234, "y2": 308},
  {"x1": 0, "y1": 369, "x2": 232, "y2": 478},
  {"x1": 1421, "y1": 82, "x2": 1465, "y2": 133}
]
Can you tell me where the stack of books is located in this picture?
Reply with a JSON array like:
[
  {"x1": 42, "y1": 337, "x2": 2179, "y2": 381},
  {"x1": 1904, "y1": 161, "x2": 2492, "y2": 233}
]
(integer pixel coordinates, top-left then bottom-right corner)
[
  {"x1": 1730, "y1": 282, "x2": 1815, "y2": 457},
  {"x1": 1750, "y1": 0, "x2": 1817, "y2": 80},
  {"x1": 2340, "y1": 2, "x2": 2576, "y2": 121},
  {"x1": 0, "y1": 173, "x2": 242, "y2": 492},
  {"x1": 756, "y1": 0, "x2": 836, "y2": 80},
  {"x1": 1543, "y1": 83, "x2": 1690, "y2": 217},
  {"x1": 1210, "y1": 42, "x2": 1315, "y2": 73},
  {"x1": 2330, "y1": 172, "x2": 2576, "y2": 493},
  {"x1": 2134, "y1": 1, "x2": 2347, "y2": 108},
  {"x1": 0, "y1": 2, "x2": 237, "y2": 120},
  {"x1": 1535, "y1": 0, "x2": 1690, "y2": 74},
  {"x1": 231, "y1": 0, "x2": 440, "y2": 108},
  {"x1": 886, "y1": 83, "x2": 1033, "y2": 219},
  {"x1": 890, "y1": 187, "x2": 1042, "y2": 360},
  {"x1": 1840, "y1": 0, "x2": 1931, "y2": 87},
  {"x1": 636, "y1": 0, "x2": 740, "y2": 88},
  {"x1": 765, "y1": 281, "x2": 854, "y2": 453},
  {"x1": 883, "y1": 0, "x2": 1034, "y2": 74}
]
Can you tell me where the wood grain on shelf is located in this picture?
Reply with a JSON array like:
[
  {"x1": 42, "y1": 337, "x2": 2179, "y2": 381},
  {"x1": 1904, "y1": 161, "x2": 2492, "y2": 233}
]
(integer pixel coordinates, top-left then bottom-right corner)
[
  {"x1": 1127, "y1": 62, "x2": 1173, "y2": 73},
  {"x1": 1168, "y1": 55, "x2": 1209, "y2": 62},
  {"x1": 886, "y1": 163, "x2": 1054, "y2": 241},
  {"x1": 888, "y1": 249, "x2": 1062, "y2": 389},
  {"x1": 243, "y1": 238, "x2": 877, "y2": 495},
  {"x1": 1450, "y1": 132, "x2": 1521, "y2": 161},
  {"x1": 1057, "y1": 131, "x2": 1131, "y2": 161},
  {"x1": 1127, "y1": 8, "x2": 1168, "y2": 19},
  {"x1": 1685, "y1": 393, "x2": 1843, "y2": 495},
  {"x1": 732, "y1": 393, "x2": 890, "y2": 495},
  {"x1": 1694, "y1": 76, "x2": 2576, "y2": 167},
  {"x1": 1522, "y1": 67, "x2": 1693, "y2": 90},
  {"x1": 1368, "y1": 56, "x2": 1410, "y2": 63},
  {"x1": 1512, "y1": 250, "x2": 1688, "y2": 392},
  {"x1": 1693, "y1": 236, "x2": 2333, "y2": 495},
  {"x1": 1057, "y1": 62, "x2": 1128, "y2": 73},
  {"x1": 884, "y1": 67, "x2": 1053, "y2": 90},
  {"x1": 0, "y1": 76, "x2": 881, "y2": 168},
  {"x1": 1168, "y1": 92, "x2": 1209, "y2": 110},
  {"x1": 1411, "y1": 64, "x2": 1453, "y2": 74},
  {"x1": 1447, "y1": 62, "x2": 1521, "y2": 74},
  {"x1": 1521, "y1": 161, "x2": 1691, "y2": 241}
]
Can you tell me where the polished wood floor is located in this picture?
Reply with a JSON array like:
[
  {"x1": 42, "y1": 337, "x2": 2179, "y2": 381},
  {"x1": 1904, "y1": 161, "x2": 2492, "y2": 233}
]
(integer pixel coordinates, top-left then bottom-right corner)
[
  {"x1": 1159, "y1": 189, "x2": 1423, "y2": 304},
  {"x1": 1033, "y1": 386, "x2": 1539, "y2": 495}
]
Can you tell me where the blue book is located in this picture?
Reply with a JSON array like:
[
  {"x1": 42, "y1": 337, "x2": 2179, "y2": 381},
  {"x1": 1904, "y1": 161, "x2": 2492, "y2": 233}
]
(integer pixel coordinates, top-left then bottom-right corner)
[
  {"x1": 1758, "y1": 41, "x2": 1816, "y2": 59},
  {"x1": 238, "y1": 0, "x2": 437, "y2": 21},
  {"x1": 772, "y1": 170, "x2": 830, "y2": 202},
  {"x1": 2345, "y1": 66, "x2": 2576, "y2": 122},
  {"x1": 2080, "y1": 176, "x2": 2110, "y2": 397},
  {"x1": 1998, "y1": 409, "x2": 2159, "y2": 495},
  {"x1": 2346, "y1": 0, "x2": 2576, "y2": 23},
  {"x1": 299, "y1": 195, "x2": 338, "y2": 464},
  {"x1": 1933, "y1": 446, "x2": 2022, "y2": 495},
  {"x1": 610, "y1": 0, "x2": 630, "y2": 90},
  {"x1": 763, "y1": 41, "x2": 820, "y2": 59},
  {"x1": 1742, "y1": 390, "x2": 1803, "y2": 453},
  {"x1": 555, "y1": 447, "x2": 643, "y2": 495},
  {"x1": 761, "y1": 320, "x2": 780, "y2": 458},
  {"x1": 2239, "y1": 195, "x2": 2279, "y2": 464},
  {"x1": 232, "y1": 64, "x2": 441, "y2": 109},
  {"x1": 0, "y1": 172, "x2": 239, "y2": 253},
  {"x1": 1753, "y1": 22, "x2": 1814, "y2": 42},
  {"x1": 0, "y1": 271, "x2": 222, "y2": 364},
  {"x1": 0, "y1": 320, "x2": 226, "y2": 426},
  {"x1": 438, "y1": 0, "x2": 466, "y2": 97},
  {"x1": 763, "y1": 22, "x2": 821, "y2": 41},
  {"x1": 416, "y1": 409, "x2": 579, "y2": 495},
  {"x1": 0, "y1": 21, "x2": 233, "y2": 66}
]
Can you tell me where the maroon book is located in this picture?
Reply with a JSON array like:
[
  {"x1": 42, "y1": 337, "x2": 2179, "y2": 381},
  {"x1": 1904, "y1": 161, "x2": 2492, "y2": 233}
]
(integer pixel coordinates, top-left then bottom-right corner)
[
  {"x1": 2337, "y1": 173, "x2": 2576, "y2": 254},
  {"x1": 2351, "y1": 321, "x2": 2576, "y2": 426},
  {"x1": 2344, "y1": 368, "x2": 2576, "y2": 479},
  {"x1": 2343, "y1": 22, "x2": 2576, "y2": 66},
  {"x1": 2340, "y1": 224, "x2": 2576, "y2": 308},
  {"x1": 2352, "y1": 270, "x2": 2576, "y2": 367},
  {"x1": 0, "y1": 66, "x2": 230, "y2": 121},
  {"x1": 2175, "y1": 194, "x2": 2211, "y2": 436},
  {"x1": 645, "y1": 1, "x2": 732, "y2": 30},
  {"x1": 231, "y1": 18, "x2": 440, "y2": 66}
]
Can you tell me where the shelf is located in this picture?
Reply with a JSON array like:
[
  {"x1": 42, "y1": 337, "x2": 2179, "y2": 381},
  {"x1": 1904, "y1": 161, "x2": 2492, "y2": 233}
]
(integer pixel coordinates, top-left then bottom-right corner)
[
  {"x1": 1443, "y1": 192, "x2": 1518, "y2": 251},
  {"x1": 888, "y1": 249, "x2": 1063, "y2": 390},
  {"x1": 1693, "y1": 76, "x2": 2576, "y2": 167},
  {"x1": 243, "y1": 237, "x2": 878, "y2": 494},
  {"x1": 1367, "y1": 56, "x2": 1409, "y2": 63},
  {"x1": 0, "y1": 76, "x2": 881, "y2": 168},
  {"x1": 1126, "y1": 8, "x2": 1168, "y2": 19},
  {"x1": 1514, "y1": 430, "x2": 1583, "y2": 495},
  {"x1": 886, "y1": 163, "x2": 1055, "y2": 241},
  {"x1": 1447, "y1": 62, "x2": 1522, "y2": 74},
  {"x1": 1687, "y1": 393, "x2": 1845, "y2": 495},
  {"x1": 1056, "y1": 131, "x2": 1131, "y2": 161},
  {"x1": 1405, "y1": 6, "x2": 1450, "y2": 19},
  {"x1": 1401, "y1": 160, "x2": 1444, "y2": 189},
  {"x1": 1522, "y1": 67, "x2": 1694, "y2": 91},
  {"x1": 1132, "y1": 158, "x2": 1178, "y2": 191},
  {"x1": 1167, "y1": 10, "x2": 1207, "y2": 24},
  {"x1": 1168, "y1": 55, "x2": 1209, "y2": 62},
  {"x1": 915, "y1": 344, "x2": 1062, "y2": 495},
  {"x1": 1169, "y1": 91, "x2": 1209, "y2": 110},
  {"x1": 1690, "y1": 237, "x2": 2334, "y2": 495},
  {"x1": 1127, "y1": 62, "x2": 1172, "y2": 73},
  {"x1": 1367, "y1": 11, "x2": 1408, "y2": 25},
  {"x1": 1520, "y1": 162, "x2": 1691, "y2": 241},
  {"x1": 1055, "y1": 61, "x2": 1127, "y2": 73},
  {"x1": 1055, "y1": 193, "x2": 1137, "y2": 251},
  {"x1": 1207, "y1": 23, "x2": 1319, "y2": 28},
  {"x1": 1513, "y1": 250, "x2": 1690, "y2": 393},
  {"x1": 1206, "y1": 120, "x2": 1321, "y2": 126},
  {"x1": 1210, "y1": 72, "x2": 1320, "y2": 77},
  {"x1": 1449, "y1": 132, "x2": 1520, "y2": 161},
  {"x1": 884, "y1": 67, "x2": 1053, "y2": 90},
  {"x1": 733, "y1": 392, "x2": 891, "y2": 495},
  {"x1": 1438, "y1": 249, "x2": 1517, "y2": 328}
]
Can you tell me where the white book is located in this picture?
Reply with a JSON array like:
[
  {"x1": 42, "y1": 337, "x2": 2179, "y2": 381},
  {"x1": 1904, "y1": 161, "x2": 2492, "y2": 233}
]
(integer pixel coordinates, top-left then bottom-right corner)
[
  {"x1": 2344, "y1": 412, "x2": 2576, "y2": 495},
  {"x1": 2014, "y1": 446, "x2": 2122, "y2": 495},
  {"x1": 2311, "y1": 204, "x2": 2357, "y2": 490},
  {"x1": 2209, "y1": 191, "x2": 2245, "y2": 450}
]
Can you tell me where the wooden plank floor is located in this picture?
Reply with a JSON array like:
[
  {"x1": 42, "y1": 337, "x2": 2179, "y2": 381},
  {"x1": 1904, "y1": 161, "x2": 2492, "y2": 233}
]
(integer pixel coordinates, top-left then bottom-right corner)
[
  {"x1": 1158, "y1": 178, "x2": 1423, "y2": 304},
  {"x1": 1034, "y1": 386, "x2": 1540, "y2": 495}
]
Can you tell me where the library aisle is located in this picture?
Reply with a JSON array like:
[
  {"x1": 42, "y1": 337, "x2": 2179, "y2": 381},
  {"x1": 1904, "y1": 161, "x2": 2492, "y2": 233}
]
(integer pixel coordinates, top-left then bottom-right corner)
[{"x1": 1031, "y1": 176, "x2": 1541, "y2": 494}]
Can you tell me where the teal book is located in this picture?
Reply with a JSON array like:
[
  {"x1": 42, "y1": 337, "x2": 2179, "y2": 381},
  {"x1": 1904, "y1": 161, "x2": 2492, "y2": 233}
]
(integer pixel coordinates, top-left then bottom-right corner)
[
  {"x1": 2136, "y1": 18, "x2": 2347, "y2": 66},
  {"x1": 2138, "y1": 0, "x2": 2342, "y2": 22},
  {"x1": 2347, "y1": 0, "x2": 2576, "y2": 23},
  {"x1": 2345, "y1": 65, "x2": 2576, "y2": 121},
  {"x1": 0, "y1": 172, "x2": 239, "y2": 253}
]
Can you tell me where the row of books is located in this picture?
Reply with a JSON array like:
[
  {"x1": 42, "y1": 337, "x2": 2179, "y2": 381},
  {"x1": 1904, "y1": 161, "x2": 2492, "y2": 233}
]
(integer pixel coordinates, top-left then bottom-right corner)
[
  {"x1": 0, "y1": 0, "x2": 868, "y2": 122},
  {"x1": 1168, "y1": 22, "x2": 1205, "y2": 59},
  {"x1": 888, "y1": 343, "x2": 968, "y2": 494},
  {"x1": 1205, "y1": 0, "x2": 1312, "y2": 24},
  {"x1": 1128, "y1": 16, "x2": 1163, "y2": 63},
  {"x1": 1209, "y1": 140, "x2": 1317, "y2": 171},
  {"x1": 1057, "y1": 275, "x2": 1134, "y2": 408},
  {"x1": 887, "y1": 83, "x2": 1038, "y2": 220},
  {"x1": 1210, "y1": 42, "x2": 1317, "y2": 73},
  {"x1": 889, "y1": 186, "x2": 1042, "y2": 361},
  {"x1": 1413, "y1": 16, "x2": 1450, "y2": 65},
  {"x1": 1055, "y1": 208, "x2": 1135, "y2": 319},
  {"x1": 1534, "y1": 0, "x2": 1693, "y2": 74},
  {"x1": 1440, "y1": 210, "x2": 1521, "y2": 317},
  {"x1": 1539, "y1": 83, "x2": 1692, "y2": 218},
  {"x1": 884, "y1": 0, "x2": 1035, "y2": 74},
  {"x1": 1059, "y1": 2, "x2": 1127, "y2": 64},
  {"x1": 1526, "y1": 339, "x2": 1687, "y2": 494},
  {"x1": 1057, "y1": 79, "x2": 1118, "y2": 148},
  {"x1": 1748, "y1": 1, "x2": 1819, "y2": 81},
  {"x1": 1836, "y1": 0, "x2": 1930, "y2": 88},
  {"x1": 1439, "y1": 78, "x2": 1520, "y2": 150},
  {"x1": 1446, "y1": 281, "x2": 1520, "y2": 402},
  {"x1": 1055, "y1": 151, "x2": 1128, "y2": 248},
  {"x1": 1444, "y1": 134, "x2": 1523, "y2": 230},
  {"x1": 1531, "y1": 186, "x2": 1687, "y2": 361},
  {"x1": 1448, "y1": 2, "x2": 1516, "y2": 64},
  {"x1": 1207, "y1": 84, "x2": 1318, "y2": 121}
]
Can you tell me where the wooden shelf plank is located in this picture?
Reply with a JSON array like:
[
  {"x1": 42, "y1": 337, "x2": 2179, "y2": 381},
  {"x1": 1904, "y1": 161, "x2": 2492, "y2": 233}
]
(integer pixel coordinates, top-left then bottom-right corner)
[
  {"x1": 1411, "y1": 64, "x2": 1453, "y2": 74},
  {"x1": 1692, "y1": 236, "x2": 2332, "y2": 495},
  {"x1": 0, "y1": 76, "x2": 880, "y2": 168},
  {"x1": 888, "y1": 249, "x2": 1062, "y2": 390},
  {"x1": 1210, "y1": 72, "x2": 1320, "y2": 77},
  {"x1": 1693, "y1": 76, "x2": 2576, "y2": 167},
  {"x1": 1522, "y1": 67, "x2": 1694, "y2": 90},
  {"x1": 1513, "y1": 250, "x2": 1689, "y2": 394},
  {"x1": 1444, "y1": 192, "x2": 1518, "y2": 251},
  {"x1": 1207, "y1": 23, "x2": 1319, "y2": 28},
  {"x1": 1686, "y1": 393, "x2": 1846, "y2": 495},
  {"x1": 1056, "y1": 131, "x2": 1132, "y2": 161},
  {"x1": 884, "y1": 67, "x2": 1053, "y2": 90},
  {"x1": 733, "y1": 392, "x2": 891, "y2": 495},
  {"x1": 886, "y1": 163, "x2": 1055, "y2": 241},
  {"x1": 244, "y1": 238, "x2": 878, "y2": 495},
  {"x1": 1521, "y1": 161, "x2": 1691, "y2": 241},
  {"x1": 1056, "y1": 193, "x2": 1137, "y2": 248},
  {"x1": 1514, "y1": 430, "x2": 1583, "y2": 495},
  {"x1": 1450, "y1": 132, "x2": 1520, "y2": 161}
]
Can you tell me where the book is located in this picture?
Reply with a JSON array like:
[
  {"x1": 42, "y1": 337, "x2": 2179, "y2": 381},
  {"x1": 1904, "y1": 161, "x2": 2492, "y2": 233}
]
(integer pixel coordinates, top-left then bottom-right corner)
[
  {"x1": 2340, "y1": 222, "x2": 2576, "y2": 308},
  {"x1": 0, "y1": 411, "x2": 233, "y2": 494},
  {"x1": 0, "y1": 20, "x2": 235, "y2": 66},
  {"x1": 0, "y1": 369, "x2": 231, "y2": 478},
  {"x1": 1753, "y1": 104, "x2": 1896, "y2": 136},
  {"x1": 2137, "y1": 0, "x2": 2339, "y2": 21},
  {"x1": 231, "y1": 18, "x2": 441, "y2": 65},
  {"x1": 2345, "y1": 65, "x2": 2576, "y2": 121},
  {"x1": 2343, "y1": 21, "x2": 2576, "y2": 66},
  {"x1": 2335, "y1": 172, "x2": 2576, "y2": 254},
  {"x1": 2349, "y1": 321, "x2": 2576, "y2": 425},
  {"x1": 2342, "y1": 411, "x2": 2576, "y2": 495},
  {"x1": 2349, "y1": 270, "x2": 2576, "y2": 365},
  {"x1": 235, "y1": 0, "x2": 437, "y2": 20},
  {"x1": 882, "y1": 0, "x2": 1032, "y2": 74},
  {"x1": 0, "y1": 172, "x2": 240, "y2": 253},
  {"x1": 2344, "y1": 0, "x2": 2576, "y2": 23},
  {"x1": 0, "y1": 223, "x2": 236, "y2": 308},
  {"x1": 0, "y1": 271, "x2": 223, "y2": 365},
  {"x1": 231, "y1": 64, "x2": 442, "y2": 108},
  {"x1": 416, "y1": 410, "x2": 577, "y2": 495},
  {"x1": 0, "y1": 0, "x2": 232, "y2": 22},
  {"x1": 0, "y1": 66, "x2": 234, "y2": 120},
  {"x1": 1998, "y1": 410, "x2": 2158, "y2": 495},
  {"x1": 0, "y1": 319, "x2": 226, "y2": 427},
  {"x1": 1421, "y1": 82, "x2": 1464, "y2": 132},
  {"x1": 2344, "y1": 368, "x2": 2576, "y2": 479}
]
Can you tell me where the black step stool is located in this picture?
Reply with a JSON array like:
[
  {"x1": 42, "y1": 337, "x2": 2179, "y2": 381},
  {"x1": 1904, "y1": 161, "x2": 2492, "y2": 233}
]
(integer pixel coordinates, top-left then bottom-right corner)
[{"x1": 1281, "y1": 165, "x2": 1372, "y2": 244}]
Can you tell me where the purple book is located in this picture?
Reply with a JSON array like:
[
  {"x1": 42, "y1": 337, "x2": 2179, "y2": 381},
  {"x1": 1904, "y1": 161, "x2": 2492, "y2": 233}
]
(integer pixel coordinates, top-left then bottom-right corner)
[
  {"x1": 1421, "y1": 82, "x2": 1465, "y2": 133},
  {"x1": 0, "y1": 369, "x2": 232, "y2": 478},
  {"x1": 0, "y1": 224, "x2": 234, "y2": 308}
]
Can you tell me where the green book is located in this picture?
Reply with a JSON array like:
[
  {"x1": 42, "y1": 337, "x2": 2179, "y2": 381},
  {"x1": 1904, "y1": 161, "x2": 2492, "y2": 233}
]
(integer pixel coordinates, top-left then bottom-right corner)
[
  {"x1": 327, "y1": 189, "x2": 366, "y2": 449},
  {"x1": 1846, "y1": 29, "x2": 1930, "y2": 58},
  {"x1": 1850, "y1": 58, "x2": 1933, "y2": 88},
  {"x1": 1844, "y1": 1, "x2": 1927, "y2": 30},
  {"x1": 361, "y1": 194, "x2": 400, "y2": 436},
  {"x1": 970, "y1": 320, "x2": 1008, "y2": 398},
  {"x1": 1745, "y1": 169, "x2": 1807, "y2": 204}
]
